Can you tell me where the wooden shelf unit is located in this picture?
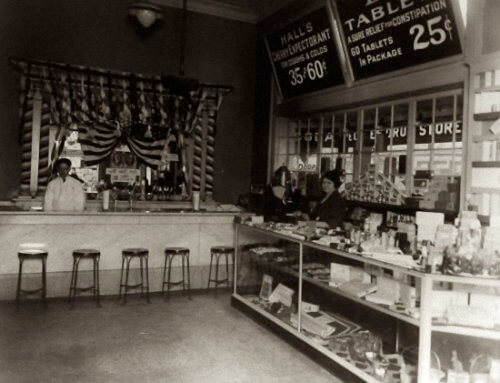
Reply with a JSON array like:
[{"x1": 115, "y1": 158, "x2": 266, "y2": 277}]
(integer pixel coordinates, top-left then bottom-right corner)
[{"x1": 468, "y1": 62, "x2": 500, "y2": 218}]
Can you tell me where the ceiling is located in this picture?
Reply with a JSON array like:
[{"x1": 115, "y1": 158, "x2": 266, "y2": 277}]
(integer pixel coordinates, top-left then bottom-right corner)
[{"x1": 156, "y1": 0, "x2": 296, "y2": 23}]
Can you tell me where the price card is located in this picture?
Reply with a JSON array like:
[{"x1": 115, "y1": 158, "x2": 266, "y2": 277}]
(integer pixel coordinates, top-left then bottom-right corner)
[
  {"x1": 269, "y1": 283, "x2": 295, "y2": 307},
  {"x1": 335, "y1": 0, "x2": 462, "y2": 80},
  {"x1": 265, "y1": 6, "x2": 345, "y2": 99}
]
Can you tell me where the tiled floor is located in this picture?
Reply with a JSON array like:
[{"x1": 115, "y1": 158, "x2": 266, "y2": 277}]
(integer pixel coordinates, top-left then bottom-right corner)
[{"x1": 0, "y1": 292, "x2": 342, "y2": 383}]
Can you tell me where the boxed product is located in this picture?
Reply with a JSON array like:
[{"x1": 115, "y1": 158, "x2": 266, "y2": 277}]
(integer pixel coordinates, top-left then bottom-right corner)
[
  {"x1": 445, "y1": 305, "x2": 495, "y2": 329},
  {"x1": 399, "y1": 283, "x2": 417, "y2": 310},
  {"x1": 365, "y1": 276, "x2": 400, "y2": 306},
  {"x1": 329, "y1": 263, "x2": 371, "y2": 287},
  {"x1": 337, "y1": 281, "x2": 377, "y2": 298},
  {"x1": 269, "y1": 283, "x2": 294, "y2": 307},
  {"x1": 431, "y1": 290, "x2": 468, "y2": 319},
  {"x1": 470, "y1": 293, "x2": 500, "y2": 326}
]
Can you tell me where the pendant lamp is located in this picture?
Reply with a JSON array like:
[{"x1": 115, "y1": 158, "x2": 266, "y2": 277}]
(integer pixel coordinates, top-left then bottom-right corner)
[{"x1": 129, "y1": 2, "x2": 163, "y2": 28}]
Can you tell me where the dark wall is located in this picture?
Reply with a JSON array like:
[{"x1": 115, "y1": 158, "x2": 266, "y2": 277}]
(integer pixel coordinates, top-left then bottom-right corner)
[
  {"x1": 251, "y1": 31, "x2": 273, "y2": 186},
  {"x1": 0, "y1": 0, "x2": 256, "y2": 203}
]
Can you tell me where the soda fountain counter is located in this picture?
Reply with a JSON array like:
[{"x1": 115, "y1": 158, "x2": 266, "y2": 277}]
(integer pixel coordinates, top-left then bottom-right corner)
[{"x1": 0, "y1": 204, "x2": 255, "y2": 300}]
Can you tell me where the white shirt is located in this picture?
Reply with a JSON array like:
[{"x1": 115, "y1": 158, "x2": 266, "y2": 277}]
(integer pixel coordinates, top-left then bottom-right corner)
[{"x1": 44, "y1": 176, "x2": 86, "y2": 212}]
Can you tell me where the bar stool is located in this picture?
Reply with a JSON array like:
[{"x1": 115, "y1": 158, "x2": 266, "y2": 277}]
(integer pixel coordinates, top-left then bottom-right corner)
[
  {"x1": 162, "y1": 247, "x2": 191, "y2": 299},
  {"x1": 207, "y1": 246, "x2": 235, "y2": 291},
  {"x1": 16, "y1": 244, "x2": 48, "y2": 309},
  {"x1": 68, "y1": 249, "x2": 100, "y2": 306},
  {"x1": 119, "y1": 248, "x2": 150, "y2": 303}
]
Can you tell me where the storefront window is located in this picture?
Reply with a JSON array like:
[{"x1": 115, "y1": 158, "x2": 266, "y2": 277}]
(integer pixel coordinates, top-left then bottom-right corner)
[
  {"x1": 392, "y1": 104, "x2": 409, "y2": 189},
  {"x1": 317, "y1": 112, "x2": 355, "y2": 183},
  {"x1": 412, "y1": 94, "x2": 462, "y2": 195},
  {"x1": 272, "y1": 90, "x2": 463, "y2": 206}
]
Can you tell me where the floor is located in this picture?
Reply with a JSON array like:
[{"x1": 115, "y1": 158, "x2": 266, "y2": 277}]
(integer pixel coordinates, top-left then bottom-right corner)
[{"x1": 0, "y1": 291, "x2": 342, "y2": 383}]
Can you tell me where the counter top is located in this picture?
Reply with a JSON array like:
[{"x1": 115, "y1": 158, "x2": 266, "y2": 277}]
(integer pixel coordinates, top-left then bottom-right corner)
[
  {"x1": 0, "y1": 209, "x2": 245, "y2": 225},
  {"x1": 0, "y1": 199, "x2": 244, "y2": 219},
  {"x1": 0, "y1": 209, "x2": 240, "y2": 216}
]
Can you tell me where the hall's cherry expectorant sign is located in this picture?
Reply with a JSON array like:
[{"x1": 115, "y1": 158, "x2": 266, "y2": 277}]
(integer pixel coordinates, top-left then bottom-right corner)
[
  {"x1": 336, "y1": 0, "x2": 462, "y2": 80},
  {"x1": 265, "y1": 7, "x2": 345, "y2": 99}
]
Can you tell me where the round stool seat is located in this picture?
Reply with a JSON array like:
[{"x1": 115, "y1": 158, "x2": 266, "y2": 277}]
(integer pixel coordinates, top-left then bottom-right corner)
[
  {"x1": 16, "y1": 248, "x2": 48, "y2": 309},
  {"x1": 18, "y1": 249, "x2": 48, "y2": 259},
  {"x1": 211, "y1": 246, "x2": 234, "y2": 254},
  {"x1": 165, "y1": 247, "x2": 189, "y2": 255},
  {"x1": 123, "y1": 248, "x2": 148, "y2": 257},
  {"x1": 73, "y1": 249, "x2": 100, "y2": 258}
]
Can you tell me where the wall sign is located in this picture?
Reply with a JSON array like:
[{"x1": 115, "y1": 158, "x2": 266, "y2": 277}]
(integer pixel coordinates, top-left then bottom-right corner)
[
  {"x1": 265, "y1": 6, "x2": 345, "y2": 99},
  {"x1": 336, "y1": 0, "x2": 462, "y2": 80},
  {"x1": 105, "y1": 168, "x2": 140, "y2": 183}
]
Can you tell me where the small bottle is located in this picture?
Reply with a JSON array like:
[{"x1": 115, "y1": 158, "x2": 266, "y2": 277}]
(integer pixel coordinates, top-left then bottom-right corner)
[
  {"x1": 425, "y1": 249, "x2": 433, "y2": 273},
  {"x1": 421, "y1": 241, "x2": 429, "y2": 269},
  {"x1": 388, "y1": 231, "x2": 395, "y2": 248},
  {"x1": 140, "y1": 179, "x2": 146, "y2": 201}
]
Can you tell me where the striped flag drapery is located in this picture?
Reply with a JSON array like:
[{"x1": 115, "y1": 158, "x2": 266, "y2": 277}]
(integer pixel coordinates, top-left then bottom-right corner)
[
  {"x1": 78, "y1": 121, "x2": 121, "y2": 166},
  {"x1": 12, "y1": 58, "x2": 232, "y2": 197},
  {"x1": 127, "y1": 133, "x2": 167, "y2": 169},
  {"x1": 78, "y1": 120, "x2": 168, "y2": 169}
]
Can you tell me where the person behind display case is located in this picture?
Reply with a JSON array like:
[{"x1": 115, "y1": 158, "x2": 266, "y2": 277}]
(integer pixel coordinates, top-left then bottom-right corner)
[
  {"x1": 303, "y1": 169, "x2": 346, "y2": 230},
  {"x1": 263, "y1": 166, "x2": 304, "y2": 222},
  {"x1": 44, "y1": 158, "x2": 86, "y2": 212}
]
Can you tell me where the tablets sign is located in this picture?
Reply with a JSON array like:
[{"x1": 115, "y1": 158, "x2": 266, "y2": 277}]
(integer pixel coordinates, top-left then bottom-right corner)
[
  {"x1": 336, "y1": 0, "x2": 462, "y2": 79},
  {"x1": 265, "y1": 7, "x2": 345, "y2": 99}
]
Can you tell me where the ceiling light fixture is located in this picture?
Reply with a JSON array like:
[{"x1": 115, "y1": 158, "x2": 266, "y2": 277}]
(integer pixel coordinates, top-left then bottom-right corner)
[{"x1": 129, "y1": 2, "x2": 163, "y2": 28}]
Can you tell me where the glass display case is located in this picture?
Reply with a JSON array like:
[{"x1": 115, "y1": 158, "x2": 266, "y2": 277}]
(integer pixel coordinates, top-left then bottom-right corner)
[{"x1": 233, "y1": 222, "x2": 500, "y2": 383}]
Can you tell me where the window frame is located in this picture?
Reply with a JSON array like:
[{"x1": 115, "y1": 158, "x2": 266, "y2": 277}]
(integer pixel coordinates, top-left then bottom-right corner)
[{"x1": 271, "y1": 88, "x2": 464, "y2": 201}]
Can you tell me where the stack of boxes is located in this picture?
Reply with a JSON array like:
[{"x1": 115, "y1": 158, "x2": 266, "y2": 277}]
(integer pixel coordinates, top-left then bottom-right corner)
[{"x1": 419, "y1": 175, "x2": 459, "y2": 211}]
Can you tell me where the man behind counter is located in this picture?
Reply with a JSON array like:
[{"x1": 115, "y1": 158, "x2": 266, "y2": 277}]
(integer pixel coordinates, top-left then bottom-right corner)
[{"x1": 44, "y1": 158, "x2": 86, "y2": 212}]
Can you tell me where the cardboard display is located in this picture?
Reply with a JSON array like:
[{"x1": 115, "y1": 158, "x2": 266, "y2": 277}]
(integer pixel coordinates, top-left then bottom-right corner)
[
  {"x1": 335, "y1": 0, "x2": 462, "y2": 80},
  {"x1": 265, "y1": 5, "x2": 345, "y2": 99}
]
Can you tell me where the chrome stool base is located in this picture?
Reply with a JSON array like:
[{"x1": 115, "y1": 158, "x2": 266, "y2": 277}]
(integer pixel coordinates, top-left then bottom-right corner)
[
  {"x1": 119, "y1": 248, "x2": 151, "y2": 304},
  {"x1": 162, "y1": 247, "x2": 191, "y2": 300},
  {"x1": 16, "y1": 250, "x2": 48, "y2": 309},
  {"x1": 68, "y1": 249, "x2": 101, "y2": 306},
  {"x1": 207, "y1": 246, "x2": 234, "y2": 292}
]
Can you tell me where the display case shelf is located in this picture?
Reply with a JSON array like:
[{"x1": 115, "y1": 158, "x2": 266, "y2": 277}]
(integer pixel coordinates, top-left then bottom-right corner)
[
  {"x1": 258, "y1": 259, "x2": 420, "y2": 327},
  {"x1": 432, "y1": 325, "x2": 500, "y2": 340},
  {"x1": 245, "y1": 224, "x2": 423, "y2": 277},
  {"x1": 471, "y1": 160, "x2": 500, "y2": 168},
  {"x1": 305, "y1": 240, "x2": 424, "y2": 278},
  {"x1": 475, "y1": 86, "x2": 500, "y2": 93},
  {"x1": 232, "y1": 294, "x2": 382, "y2": 383},
  {"x1": 345, "y1": 200, "x2": 457, "y2": 222},
  {"x1": 301, "y1": 272, "x2": 420, "y2": 327},
  {"x1": 474, "y1": 112, "x2": 500, "y2": 121},
  {"x1": 471, "y1": 187, "x2": 500, "y2": 193},
  {"x1": 472, "y1": 133, "x2": 500, "y2": 142},
  {"x1": 429, "y1": 272, "x2": 500, "y2": 287}
]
